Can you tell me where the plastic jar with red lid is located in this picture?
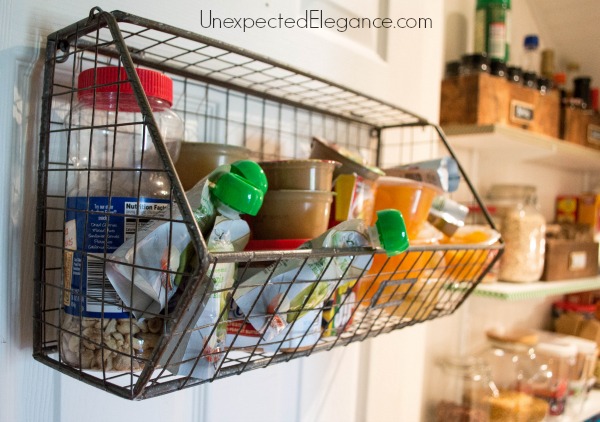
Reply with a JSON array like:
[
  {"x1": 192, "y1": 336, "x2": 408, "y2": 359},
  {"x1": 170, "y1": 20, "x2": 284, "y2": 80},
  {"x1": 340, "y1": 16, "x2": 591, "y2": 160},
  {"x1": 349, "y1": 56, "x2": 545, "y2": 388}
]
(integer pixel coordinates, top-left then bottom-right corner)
[{"x1": 61, "y1": 66, "x2": 183, "y2": 371}]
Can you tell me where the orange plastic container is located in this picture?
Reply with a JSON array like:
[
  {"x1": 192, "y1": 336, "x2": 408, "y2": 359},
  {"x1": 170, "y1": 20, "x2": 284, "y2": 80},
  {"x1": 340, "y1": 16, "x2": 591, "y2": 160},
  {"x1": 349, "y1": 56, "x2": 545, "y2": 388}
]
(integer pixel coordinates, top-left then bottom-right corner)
[
  {"x1": 371, "y1": 176, "x2": 441, "y2": 240},
  {"x1": 440, "y1": 225, "x2": 501, "y2": 282},
  {"x1": 356, "y1": 237, "x2": 446, "y2": 317}
]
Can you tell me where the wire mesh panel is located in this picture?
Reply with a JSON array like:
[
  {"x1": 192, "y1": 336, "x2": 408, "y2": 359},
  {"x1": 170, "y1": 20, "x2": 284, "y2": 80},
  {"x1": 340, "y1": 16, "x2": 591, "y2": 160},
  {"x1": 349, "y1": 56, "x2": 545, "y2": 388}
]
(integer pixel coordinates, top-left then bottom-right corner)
[{"x1": 34, "y1": 7, "x2": 502, "y2": 400}]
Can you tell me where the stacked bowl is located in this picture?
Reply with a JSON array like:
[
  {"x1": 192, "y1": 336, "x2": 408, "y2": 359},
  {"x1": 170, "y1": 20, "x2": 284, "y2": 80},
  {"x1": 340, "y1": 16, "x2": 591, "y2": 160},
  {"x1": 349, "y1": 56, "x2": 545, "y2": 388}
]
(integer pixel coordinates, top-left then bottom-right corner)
[{"x1": 248, "y1": 159, "x2": 340, "y2": 241}]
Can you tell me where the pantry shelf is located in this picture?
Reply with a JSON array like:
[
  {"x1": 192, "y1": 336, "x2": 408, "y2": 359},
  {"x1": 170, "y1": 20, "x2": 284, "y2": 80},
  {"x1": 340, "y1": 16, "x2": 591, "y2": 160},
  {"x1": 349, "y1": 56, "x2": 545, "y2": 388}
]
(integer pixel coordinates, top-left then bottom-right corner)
[
  {"x1": 472, "y1": 276, "x2": 600, "y2": 301},
  {"x1": 443, "y1": 124, "x2": 600, "y2": 172}
]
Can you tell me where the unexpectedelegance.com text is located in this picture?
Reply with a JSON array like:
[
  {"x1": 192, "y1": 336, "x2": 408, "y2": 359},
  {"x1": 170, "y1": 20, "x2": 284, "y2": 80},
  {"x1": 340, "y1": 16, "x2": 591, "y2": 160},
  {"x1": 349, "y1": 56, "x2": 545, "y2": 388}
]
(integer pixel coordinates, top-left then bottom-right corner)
[{"x1": 200, "y1": 9, "x2": 434, "y2": 33}]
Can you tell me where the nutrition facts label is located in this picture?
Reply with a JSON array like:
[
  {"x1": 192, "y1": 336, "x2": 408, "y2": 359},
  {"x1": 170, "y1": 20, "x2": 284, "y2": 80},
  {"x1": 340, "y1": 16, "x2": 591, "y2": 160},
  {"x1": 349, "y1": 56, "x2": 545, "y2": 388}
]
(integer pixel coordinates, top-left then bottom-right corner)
[{"x1": 64, "y1": 196, "x2": 170, "y2": 318}]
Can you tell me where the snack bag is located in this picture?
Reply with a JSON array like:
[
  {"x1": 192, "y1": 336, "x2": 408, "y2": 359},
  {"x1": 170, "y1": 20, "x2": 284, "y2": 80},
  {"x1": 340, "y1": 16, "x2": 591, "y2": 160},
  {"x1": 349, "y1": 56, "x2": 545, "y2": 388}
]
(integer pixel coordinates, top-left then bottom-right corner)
[
  {"x1": 231, "y1": 209, "x2": 409, "y2": 341},
  {"x1": 162, "y1": 211, "x2": 252, "y2": 379},
  {"x1": 106, "y1": 160, "x2": 267, "y2": 319}
]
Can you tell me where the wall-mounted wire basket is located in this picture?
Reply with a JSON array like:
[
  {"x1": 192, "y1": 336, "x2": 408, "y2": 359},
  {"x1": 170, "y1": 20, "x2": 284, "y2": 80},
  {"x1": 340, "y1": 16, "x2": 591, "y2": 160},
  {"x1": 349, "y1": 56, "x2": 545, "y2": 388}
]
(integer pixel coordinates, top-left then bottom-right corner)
[{"x1": 34, "y1": 7, "x2": 503, "y2": 400}]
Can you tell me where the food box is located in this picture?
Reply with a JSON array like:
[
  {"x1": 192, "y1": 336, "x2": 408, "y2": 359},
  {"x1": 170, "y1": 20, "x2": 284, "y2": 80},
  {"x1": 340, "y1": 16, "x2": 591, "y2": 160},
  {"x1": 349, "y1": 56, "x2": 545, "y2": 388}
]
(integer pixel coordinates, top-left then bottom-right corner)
[
  {"x1": 578, "y1": 193, "x2": 600, "y2": 234},
  {"x1": 563, "y1": 108, "x2": 600, "y2": 150},
  {"x1": 541, "y1": 239, "x2": 599, "y2": 281},
  {"x1": 440, "y1": 73, "x2": 560, "y2": 138},
  {"x1": 555, "y1": 195, "x2": 579, "y2": 223}
]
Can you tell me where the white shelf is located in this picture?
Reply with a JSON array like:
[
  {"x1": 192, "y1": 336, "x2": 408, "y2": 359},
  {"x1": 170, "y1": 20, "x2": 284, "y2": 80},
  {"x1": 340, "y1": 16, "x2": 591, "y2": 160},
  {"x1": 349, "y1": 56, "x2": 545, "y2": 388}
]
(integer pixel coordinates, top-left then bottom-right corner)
[
  {"x1": 443, "y1": 124, "x2": 600, "y2": 172},
  {"x1": 472, "y1": 276, "x2": 600, "y2": 301}
]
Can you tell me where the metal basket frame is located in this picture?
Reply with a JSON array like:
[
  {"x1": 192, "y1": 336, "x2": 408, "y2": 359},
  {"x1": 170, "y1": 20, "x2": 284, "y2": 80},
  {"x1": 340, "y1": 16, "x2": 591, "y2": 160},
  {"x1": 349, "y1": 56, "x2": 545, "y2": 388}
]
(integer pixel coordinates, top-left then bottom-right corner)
[{"x1": 34, "y1": 7, "x2": 503, "y2": 400}]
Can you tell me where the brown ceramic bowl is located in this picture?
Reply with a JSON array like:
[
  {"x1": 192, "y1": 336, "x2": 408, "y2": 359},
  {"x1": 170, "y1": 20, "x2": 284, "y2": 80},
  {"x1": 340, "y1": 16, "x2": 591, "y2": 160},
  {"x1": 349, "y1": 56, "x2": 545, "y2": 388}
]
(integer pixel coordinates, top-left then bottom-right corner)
[
  {"x1": 175, "y1": 142, "x2": 250, "y2": 190},
  {"x1": 259, "y1": 159, "x2": 340, "y2": 191}
]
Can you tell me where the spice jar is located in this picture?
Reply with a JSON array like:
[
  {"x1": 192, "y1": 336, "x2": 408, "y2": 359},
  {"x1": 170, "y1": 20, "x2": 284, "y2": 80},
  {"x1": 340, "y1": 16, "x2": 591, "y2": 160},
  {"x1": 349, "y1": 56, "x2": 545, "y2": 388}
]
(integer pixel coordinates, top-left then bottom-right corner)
[
  {"x1": 522, "y1": 71, "x2": 537, "y2": 89},
  {"x1": 461, "y1": 53, "x2": 491, "y2": 75},
  {"x1": 490, "y1": 59, "x2": 507, "y2": 78},
  {"x1": 445, "y1": 60, "x2": 462, "y2": 78},
  {"x1": 486, "y1": 184, "x2": 546, "y2": 283},
  {"x1": 62, "y1": 66, "x2": 183, "y2": 370},
  {"x1": 432, "y1": 356, "x2": 497, "y2": 422},
  {"x1": 507, "y1": 66, "x2": 523, "y2": 84}
]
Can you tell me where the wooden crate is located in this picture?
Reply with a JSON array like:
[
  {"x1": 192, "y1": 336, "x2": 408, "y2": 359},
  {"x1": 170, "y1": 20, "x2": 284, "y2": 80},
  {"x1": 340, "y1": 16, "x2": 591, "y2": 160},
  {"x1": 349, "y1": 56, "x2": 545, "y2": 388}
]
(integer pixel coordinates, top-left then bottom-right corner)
[
  {"x1": 440, "y1": 73, "x2": 560, "y2": 138},
  {"x1": 541, "y1": 239, "x2": 599, "y2": 281},
  {"x1": 563, "y1": 107, "x2": 600, "y2": 150}
]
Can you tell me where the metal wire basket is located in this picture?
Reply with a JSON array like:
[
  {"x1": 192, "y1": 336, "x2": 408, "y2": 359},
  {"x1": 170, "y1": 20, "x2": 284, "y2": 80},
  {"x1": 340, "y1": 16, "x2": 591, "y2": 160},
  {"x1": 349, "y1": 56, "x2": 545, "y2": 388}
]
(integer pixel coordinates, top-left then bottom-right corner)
[{"x1": 34, "y1": 7, "x2": 503, "y2": 400}]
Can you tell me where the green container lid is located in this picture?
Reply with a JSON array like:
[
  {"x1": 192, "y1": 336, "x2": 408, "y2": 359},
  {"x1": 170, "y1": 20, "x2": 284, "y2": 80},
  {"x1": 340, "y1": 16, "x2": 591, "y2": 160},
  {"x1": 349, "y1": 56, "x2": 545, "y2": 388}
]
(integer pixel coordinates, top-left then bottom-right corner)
[
  {"x1": 210, "y1": 160, "x2": 267, "y2": 216},
  {"x1": 374, "y1": 209, "x2": 409, "y2": 256},
  {"x1": 476, "y1": 0, "x2": 510, "y2": 8}
]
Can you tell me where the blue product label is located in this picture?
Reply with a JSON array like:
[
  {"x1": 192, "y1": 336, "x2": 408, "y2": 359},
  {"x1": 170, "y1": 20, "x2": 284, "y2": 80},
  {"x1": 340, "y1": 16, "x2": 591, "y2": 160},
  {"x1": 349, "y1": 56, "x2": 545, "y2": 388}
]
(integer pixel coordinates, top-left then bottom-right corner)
[{"x1": 64, "y1": 196, "x2": 170, "y2": 318}]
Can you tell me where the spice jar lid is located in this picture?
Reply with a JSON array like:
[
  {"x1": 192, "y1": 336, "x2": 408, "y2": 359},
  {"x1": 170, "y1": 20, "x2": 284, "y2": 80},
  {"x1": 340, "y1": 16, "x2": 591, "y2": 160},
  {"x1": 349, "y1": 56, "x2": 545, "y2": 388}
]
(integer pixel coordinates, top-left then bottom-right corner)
[
  {"x1": 78, "y1": 66, "x2": 174, "y2": 106},
  {"x1": 445, "y1": 60, "x2": 461, "y2": 78},
  {"x1": 461, "y1": 53, "x2": 490, "y2": 73},
  {"x1": 537, "y1": 77, "x2": 551, "y2": 90},
  {"x1": 507, "y1": 66, "x2": 523, "y2": 83},
  {"x1": 523, "y1": 35, "x2": 539, "y2": 50},
  {"x1": 490, "y1": 59, "x2": 507, "y2": 77},
  {"x1": 553, "y1": 72, "x2": 567, "y2": 86}
]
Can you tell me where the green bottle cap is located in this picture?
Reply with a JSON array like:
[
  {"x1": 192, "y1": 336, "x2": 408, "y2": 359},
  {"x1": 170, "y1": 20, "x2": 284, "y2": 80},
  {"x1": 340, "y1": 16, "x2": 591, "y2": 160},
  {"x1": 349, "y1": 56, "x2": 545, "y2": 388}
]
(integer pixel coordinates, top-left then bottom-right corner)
[
  {"x1": 230, "y1": 160, "x2": 269, "y2": 194},
  {"x1": 210, "y1": 160, "x2": 267, "y2": 216},
  {"x1": 374, "y1": 209, "x2": 409, "y2": 256}
]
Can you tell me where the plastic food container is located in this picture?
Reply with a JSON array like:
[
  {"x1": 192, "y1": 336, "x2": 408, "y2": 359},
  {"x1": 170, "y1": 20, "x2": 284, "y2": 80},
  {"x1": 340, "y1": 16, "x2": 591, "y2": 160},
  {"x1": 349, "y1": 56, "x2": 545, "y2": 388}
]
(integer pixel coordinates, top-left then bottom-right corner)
[
  {"x1": 431, "y1": 355, "x2": 496, "y2": 422},
  {"x1": 476, "y1": 329, "x2": 549, "y2": 421},
  {"x1": 440, "y1": 225, "x2": 501, "y2": 282},
  {"x1": 175, "y1": 142, "x2": 250, "y2": 190},
  {"x1": 248, "y1": 190, "x2": 334, "y2": 240},
  {"x1": 534, "y1": 330, "x2": 598, "y2": 418},
  {"x1": 531, "y1": 341, "x2": 577, "y2": 418},
  {"x1": 259, "y1": 159, "x2": 340, "y2": 191},
  {"x1": 371, "y1": 176, "x2": 441, "y2": 240},
  {"x1": 356, "y1": 230, "x2": 445, "y2": 315}
]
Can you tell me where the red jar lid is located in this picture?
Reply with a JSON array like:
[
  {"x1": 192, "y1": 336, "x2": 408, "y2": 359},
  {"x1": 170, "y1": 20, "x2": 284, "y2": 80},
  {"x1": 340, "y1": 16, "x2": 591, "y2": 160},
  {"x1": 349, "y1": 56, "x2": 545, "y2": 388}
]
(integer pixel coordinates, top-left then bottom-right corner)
[
  {"x1": 553, "y1": 300, "x2": 596, "y2": 314},
  {"x1": 77, "y1": 66, "x2": 173, "y2": 106}
]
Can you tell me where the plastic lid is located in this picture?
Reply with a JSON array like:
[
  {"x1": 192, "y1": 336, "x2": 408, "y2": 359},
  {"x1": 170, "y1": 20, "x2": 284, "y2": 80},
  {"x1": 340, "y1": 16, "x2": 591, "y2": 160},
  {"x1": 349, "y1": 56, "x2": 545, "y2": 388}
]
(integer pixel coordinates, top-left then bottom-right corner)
[
  {"x1": 536, "y1": 340, "x2": 578, "y2": 359},
  {"x1": 210, "y1": 160, "x2": 267, "y2": 216},
  {"x1": 553, "y1": 72, "x2": 567, "y2": 86},
  {"x1": 553, "y1": 300, "x2": 596, "y2": 313},
  {"x1": 78, "y1": 66, "x2": 174, "y2": 106},
  {"x1": 486, "y1": 328, "x2": 539, "y2": 346},
  {"x1": 565, "y1": 336, "x2": 597, "y2": 355},
  {"x1": 374, "y1": 209, "x2": 409, "y2": 256},
  {"x1": 487, "y1": 184, "x2": 536, "y2": 201},
  {"x1": 524, "y1": 35, "x2": 539, "y2": 50}
]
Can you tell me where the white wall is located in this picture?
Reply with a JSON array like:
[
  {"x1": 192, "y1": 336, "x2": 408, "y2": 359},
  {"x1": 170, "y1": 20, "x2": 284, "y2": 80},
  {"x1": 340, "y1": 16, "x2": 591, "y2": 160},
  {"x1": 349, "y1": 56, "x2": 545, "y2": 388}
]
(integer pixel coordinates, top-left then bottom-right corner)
[{"x1": 1, "y1": 1, "x2": 444, "y2": 422}]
